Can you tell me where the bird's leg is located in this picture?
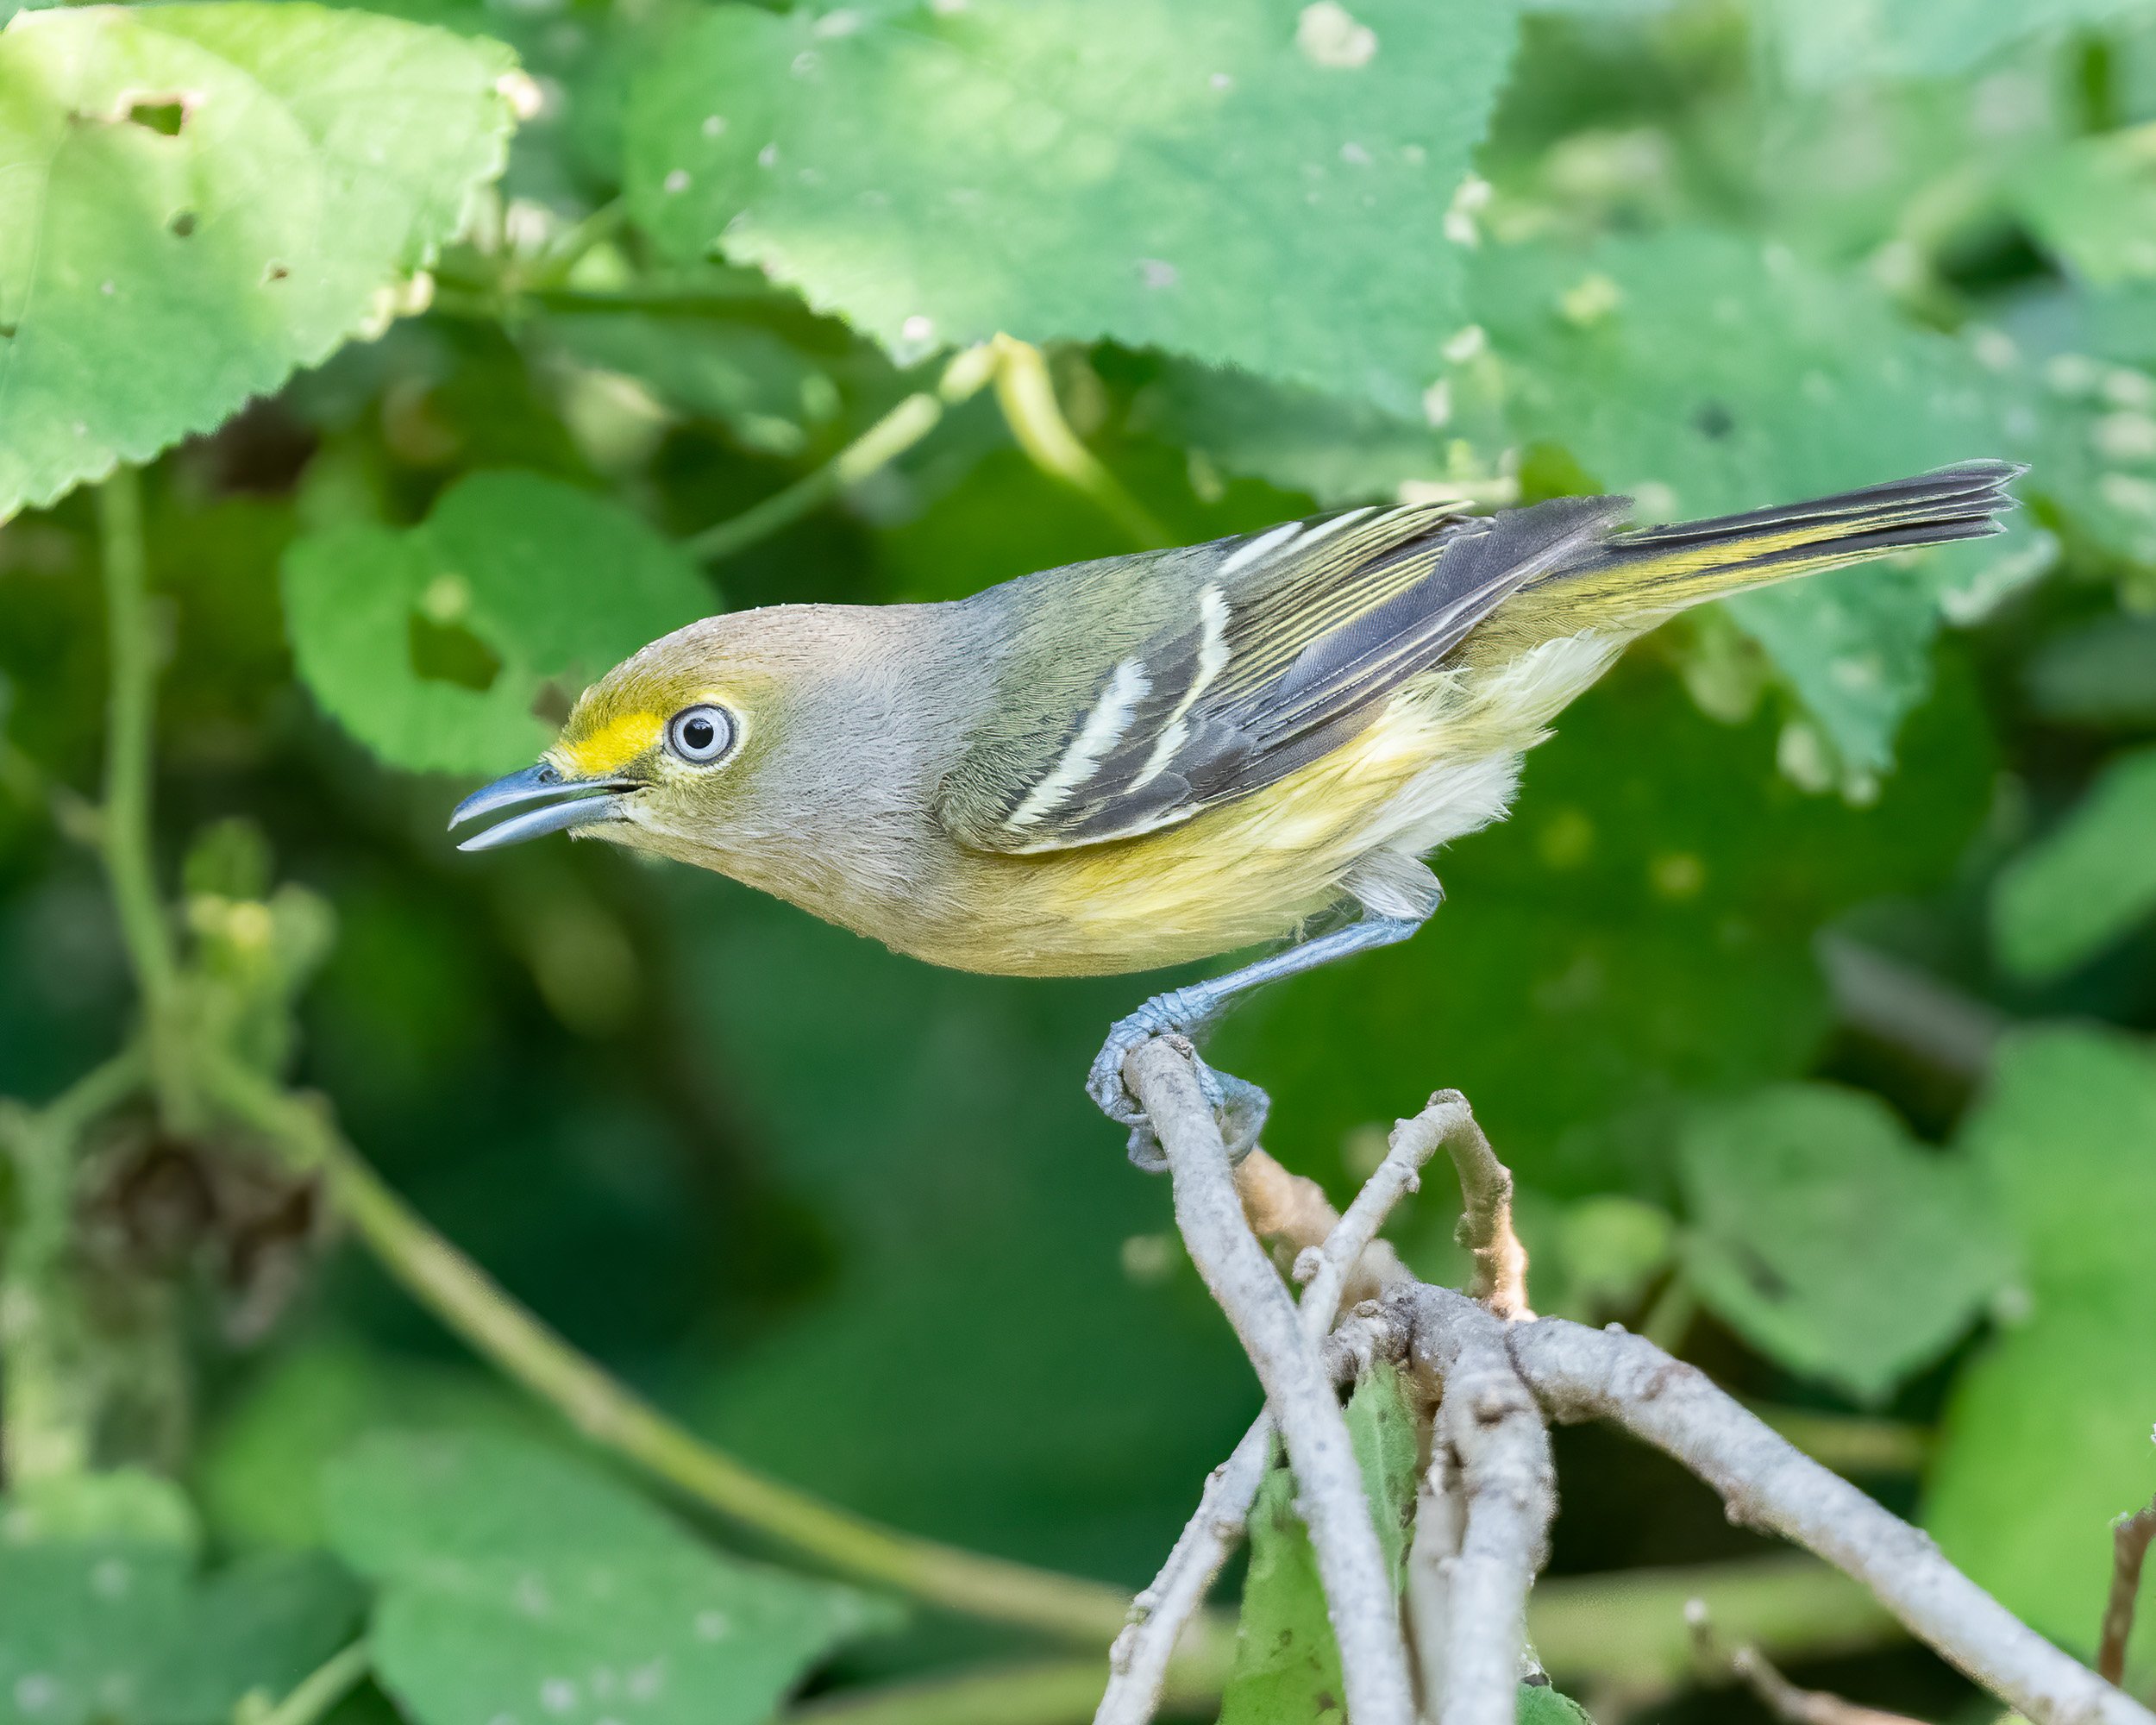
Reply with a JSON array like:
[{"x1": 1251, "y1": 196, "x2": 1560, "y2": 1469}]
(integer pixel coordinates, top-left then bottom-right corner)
[{"x1": 1088, "y1": 913, "x2": 1429, "y2": 1170}]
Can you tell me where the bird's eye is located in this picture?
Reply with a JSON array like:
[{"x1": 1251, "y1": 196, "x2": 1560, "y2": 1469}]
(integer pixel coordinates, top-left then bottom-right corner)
[{"x1": 666, "y1": 704, "x2": 735, "y2": 764}]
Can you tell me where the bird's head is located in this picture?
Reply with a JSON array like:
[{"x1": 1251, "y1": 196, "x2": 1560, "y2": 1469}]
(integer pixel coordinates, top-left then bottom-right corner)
[{"x1": 447, "y1": 615, "x2": 793, "y2": 861}]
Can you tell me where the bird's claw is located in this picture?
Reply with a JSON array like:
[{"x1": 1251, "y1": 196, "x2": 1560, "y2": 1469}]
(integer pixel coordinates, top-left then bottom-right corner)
[{"x1": 1087, "y1": 1001, "x2": 1269, "y2": 1171}]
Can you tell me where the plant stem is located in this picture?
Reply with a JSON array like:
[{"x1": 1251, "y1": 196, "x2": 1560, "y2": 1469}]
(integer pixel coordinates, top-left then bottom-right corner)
[
  {"x1": 989, "y1": 336, "x2": 1168, "y2": 548},
  {"x1": 788, "y1": 1655, "x2": 1222, "y2": 1725},
  {"x1": 96, "y1": 468, "x2": 177, "y2": 1011},
  {"x1": 196, "y1": 1054, "x2": 1166, "y2": 1651},
  {"x1": 254, "y1": 1640, "x2": 371, "y2": 1725},
  {"x1": 683, "y1": 392, "x2": 943, "y2": 566},
  {"x1": 0, "y1": 1048, "x2": 147, "y2": 1482}
]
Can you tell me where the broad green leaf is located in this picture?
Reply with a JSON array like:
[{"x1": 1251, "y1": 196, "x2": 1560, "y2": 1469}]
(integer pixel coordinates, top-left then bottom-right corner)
[
  {"x1": 0, "y1": 1539, "x2": 360, "y2": 1725},
  {"x1": 2011, "y1": 128, "x2": 2156, "y2": 287},
  {"x1": 1345, "y1": 1362, "x2": 1419, "y2": 1587},
  {"x1": 1757, "y1": 0, "x2": 2153, "y2": 89},
  {"x1": 1217, "y1": 1466, "x2": 1344, "y2": 1725},
  {"x1": 1992, "y1": 746, "x2": 2156, "y2": 980},
  {"x1": 1677, "y1": 1084, "x2": 2011, "y2": 1404},
  {"x1": 281, "y1": 470, "x2": 711, "y2": 776},
  {"x1": 1519, "y1": 1683, "x2": 1595, "y2": 1723},
  {"x1": 624, "y1": 0, "x2": 1520, "y2": 413},
  {"x1": 1219, "y1": 1367, "x2": 1419, "y2": 1723},
  {"x1": 325, "y1": 1430, "x2": 894, "y2": 1725},
  {"x1": 1469, "y1": 229, "x2": 2034, "y2": 780},
  {"x1": 0, "y1": 2, "x2": 517, "y2": 518},
  {"x1": 1134, "y1": 360, "x2": 1455, "y2": 507},
  {"x1": 1926, "y1": 1029, "x2": 2156, "y2": 1643}
]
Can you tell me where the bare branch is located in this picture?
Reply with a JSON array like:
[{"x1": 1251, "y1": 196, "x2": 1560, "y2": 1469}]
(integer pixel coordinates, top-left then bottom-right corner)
[
  {"x1": 1120, "y1": 1037, "x2": 1416, "y2": 1725},
  {"x1": 1403, "y1": 1285, "x2": 1557, "y2": 1725},
  {"x1": 1401, "y1": 1089, "x2": 1531, "y2": 1320},
  {"x1": 1237, "y1": 1148, "x2": 1407, "y2": 1308},
  {"x1": 2098, "y1": 1481, "x2": 2156, "y2": 1687},
  {"x1": 1690, "y1": 1597, "x2": 1926, "y2": 1725},
  {"x1": 1503, "y1": 1316, "x2": 2156, "y2": 1725}
]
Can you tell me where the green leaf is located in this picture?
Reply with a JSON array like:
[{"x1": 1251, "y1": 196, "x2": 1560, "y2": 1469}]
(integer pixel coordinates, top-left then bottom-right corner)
[
  {"x1": 0, "y1": 2, "x2": 517, "y2": 518},
  {"x1": 624, "y1": 0, "x2": 1520, "y2": 412},
  {"x1": 1219, "y1": 1365, "x2": 1418, "y2": 1724},
  {"x1": 1134, "y1": 360, "x2": 1454, "y2": 507},
  {"x1": 1991, "y1": 746, "x2": 2156, "y2": 981},
  {"x1": 2010, "y1": 129, "x2": 2156, "y2": 288},
  {"x1": 0, "y1": 1538, "x2": 360, "y2": 1725},
  {"x1": 1518, "y1": 1682, "x2": 1596, "y2": 1723},
  {"x1": 1470, "y1": 229, "x2": 2033, "y2": 779},
  {"x1": 1926, "y1": 1030, "x2": 2156, "y2": 1646},
  {"x1": 1756, "y1": 0, "x2": 2150, "y2": 89},
  {"x1": 2024, "y1": 613, "x2": 2156, "y2": 728},
  {"x1": 325, "y1": 1430, "x2": 894, "y2": 1725},
  {"x1": 1218, "y1": 1465, "x2": 1344, "y2": 1725},
  {"x1": 1676, "y1": 1084, "x2": 2011, "y2": 1404},
  {"x1": 281, "y1": 470, "x2": 711, "y2": 776},
  {"x1": 1345, "y1": 1362, "x2": 1420, "y2": 1587}
]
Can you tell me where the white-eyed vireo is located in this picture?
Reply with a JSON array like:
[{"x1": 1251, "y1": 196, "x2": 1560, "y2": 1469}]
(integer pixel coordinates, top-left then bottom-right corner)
[{"x1": 451, "y1": 460, "x2": 2021, "y2": 1162}]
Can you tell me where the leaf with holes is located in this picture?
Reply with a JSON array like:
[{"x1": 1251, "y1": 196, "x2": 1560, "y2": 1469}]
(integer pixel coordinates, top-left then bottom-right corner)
[
  {"x1": 0, "y1": 2, "x2": 518, "y2": 518},
  {"x1": 324, "y1": 1431, "x2": 896, "y2": 1725},
  {"x1": 1677, "y1": 1083, "x2": 2011, "y2": 1404},
  {"x1": 1469, "y1": 229, "x2": 2036, "y2": 781},
  {"x1": 280, "y1": 470, "x2": 712, "y2": 777},
  {"x1": 624, "y1": 0, "x2": 1518, "y2": 415}
]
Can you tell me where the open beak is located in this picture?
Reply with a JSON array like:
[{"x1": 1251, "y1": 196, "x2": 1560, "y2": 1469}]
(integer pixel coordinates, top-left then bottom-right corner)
[{"x1": 448, "y1": 762, "x2": 639, "y2": 851}]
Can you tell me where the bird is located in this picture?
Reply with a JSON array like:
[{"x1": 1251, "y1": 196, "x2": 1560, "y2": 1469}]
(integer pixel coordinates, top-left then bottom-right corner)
[{"x1": 449, "y1": 459, "x2": 2022, "y2": 1164}]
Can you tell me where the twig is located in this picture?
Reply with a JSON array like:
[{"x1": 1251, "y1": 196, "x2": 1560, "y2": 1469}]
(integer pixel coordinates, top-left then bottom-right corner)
[
  {"x1": 1504, "y1": 1316, "x2": 2156, "y2": 1725},
  {"x1": 1097, "y1": 1086, "x2": 1452, "y2": 1725},
  {"x1": 2099, "y1": 1479, "x2": 2156, "y2": 1686},
  {"x1": 1404, "y1": 1285, "x2": 1557, "y2": 1725},
  {"x1": 1119, "y1": 1038, "x2": 1415, "y2": 1725},
  {"x1": 990, "y1": 336, "x2": 1168, "y2": 548},
  {"x1": 196, "y1": 1053, "x2": 1170, "y2": 1650},
  {"x1": 787, "y1": 1653, "x2": 1221, "y2": 1725},
  {"x1": 95, "y1": 468, "x2": 179, "y2": 1011},
  {"x1": 1404, "y1": 1088, "x2": 1530, "y2": 1320},
  {"x1": 1689, "y1": 1602, "x2": 1924, "y2": 1725},
  {"x1": 250, "y1": 1640, "x2": 372, "y2": 1725},
  {"x1": 682, "y1": 345, "x2": 995, "y2": 565}
]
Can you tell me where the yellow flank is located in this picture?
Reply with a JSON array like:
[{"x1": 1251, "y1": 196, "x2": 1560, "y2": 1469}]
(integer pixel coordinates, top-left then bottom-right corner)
[
  {"x1": 553, "y1": 710, "x2": 662, "y2": 778},
  {"x1": 931, "y1": 696, "x2": 1457, "y2": 976}
]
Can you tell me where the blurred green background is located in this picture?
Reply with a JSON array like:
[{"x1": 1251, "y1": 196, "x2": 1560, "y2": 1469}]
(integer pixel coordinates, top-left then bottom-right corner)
[{"x1": 3, "y1": 0, "x2": 2156, "y2": 1720}]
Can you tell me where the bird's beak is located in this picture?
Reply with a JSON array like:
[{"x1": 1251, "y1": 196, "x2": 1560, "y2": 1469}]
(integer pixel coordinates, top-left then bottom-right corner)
[{"x1": 448, "y1": 762, "x2": 639, "y2": 851}]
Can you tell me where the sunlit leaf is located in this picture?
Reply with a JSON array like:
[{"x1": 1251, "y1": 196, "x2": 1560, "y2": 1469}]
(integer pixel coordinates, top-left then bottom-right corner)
[
  {"x1": 0, "y1": 2, "x2": 517, "y2": 518},
  {"x1": 2011, "y1": 129, "x2": 2156, "y2": 288},
  {"x1": 280, "y1": 470, "x2": 711, "y2": 776},
  {"x1": 325, "y1": 1431, "x2": 895, "y2": 1725},
  {"x1": 625, "y1": 0, "x2": 1519, "y2": 413},
  {"x1": 1757, "y1": 0, "x2": 2151, "y2": 89},
  {"x1": 1677, "y1": 1084, "x2": 2011, "y2": 1403}
]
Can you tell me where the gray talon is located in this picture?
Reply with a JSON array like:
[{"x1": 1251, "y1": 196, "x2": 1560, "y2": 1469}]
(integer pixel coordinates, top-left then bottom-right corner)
[{"x1": 1087, "y1": 1011, "x2": 1270, "y2": 1170}]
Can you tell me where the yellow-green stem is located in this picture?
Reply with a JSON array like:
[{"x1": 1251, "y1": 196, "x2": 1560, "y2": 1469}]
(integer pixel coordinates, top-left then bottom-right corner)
[
  {"x1": 990, "y1": 336, "x2": 1168, "y2": 549},
  {"x1": 197, "y1": 1054, "x2": 1185, "y2": 1653},
  {"x1": 254, "y1": 1640, "x2": 371, "y2": 1725}
]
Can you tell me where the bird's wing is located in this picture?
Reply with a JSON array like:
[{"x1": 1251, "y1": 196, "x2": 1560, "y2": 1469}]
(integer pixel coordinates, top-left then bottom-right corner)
[{"x1": 937, "y1": 493, "x2": 1632, "y2": 854}]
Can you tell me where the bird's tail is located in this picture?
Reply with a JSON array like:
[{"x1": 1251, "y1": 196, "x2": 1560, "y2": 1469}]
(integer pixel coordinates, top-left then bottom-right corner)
[{"x1": 1538, "y1": 460, "x2": 2024, "y2": 625}]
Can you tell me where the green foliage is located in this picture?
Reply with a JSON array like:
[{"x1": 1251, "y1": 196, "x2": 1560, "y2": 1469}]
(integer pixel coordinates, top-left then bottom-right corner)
[
  {"x1": 1757, "y1": 0, "x2": 2147, "y2": 88},
  {"x1": 1925, "y1": 1029, "x2": 2156, "y2": 1645},
  {"x1": 625, "y1": 0, "x2": 1519, "y2": 411},
  {"x1": 0, "y1": 1536, "x2": 360, "y2": 1725},
  {"x1": 281, "y1": 470, "x2": 712, "y2": 775},
  {"x1": 1676, "y1": 1084, "x2": 2011, "y2": 1403},
  {"x1": 1517, "y1": 1682, "x2": 1595, "y2": 1723},
  {"x1": 1991, "y1": 746, "x2": 2156, "y2": 979},
  {"x1": 1346, "y1": 1362, "x2": 1419, "y2": 1586},
  {"x1": 326, "y1": 1431, "x2": 896, "y2": 1725},
  {"x1": 0, "y1": 2, "x2": 517, "y2": 517},
  {"x1": 1469, "y1": 229, "x2": 2032, "y2": 779}
]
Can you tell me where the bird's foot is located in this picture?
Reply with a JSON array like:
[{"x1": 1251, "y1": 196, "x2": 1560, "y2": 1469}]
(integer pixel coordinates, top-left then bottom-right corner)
[{"x1": 1087, "y1": 990, "x2": 1270, "y2": 1171}]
